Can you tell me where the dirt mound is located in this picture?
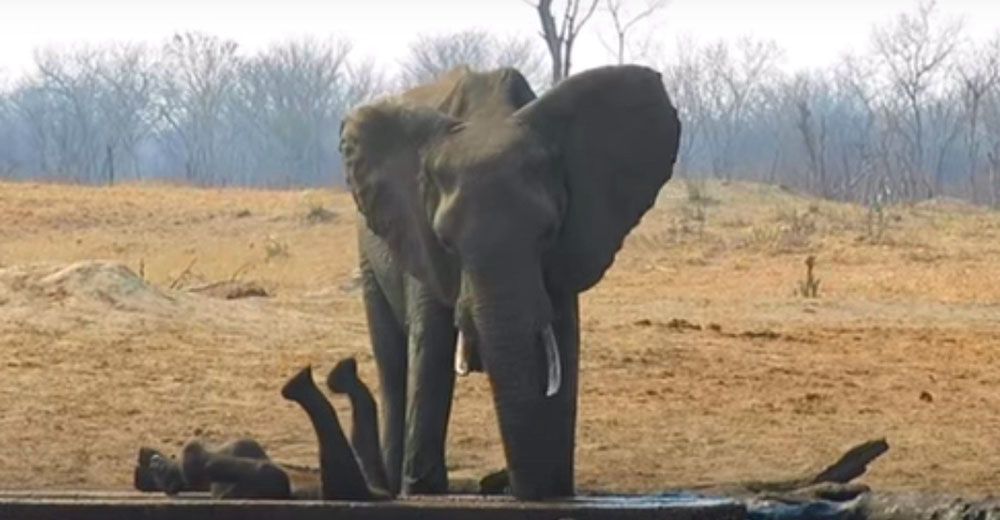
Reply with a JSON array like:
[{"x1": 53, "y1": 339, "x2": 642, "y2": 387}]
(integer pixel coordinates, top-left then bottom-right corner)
[{"x1": 0, "y1": 260, "x2": 176, "y2": 313}]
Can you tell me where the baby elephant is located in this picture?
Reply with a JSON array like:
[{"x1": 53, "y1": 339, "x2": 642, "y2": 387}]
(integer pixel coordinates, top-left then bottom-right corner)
[
  {"x1": 134, "y1": 358, "x2": 389, "y2": 500},
  {"x1": 136, "y1": 438, "x2": 301, "y2": 499}
]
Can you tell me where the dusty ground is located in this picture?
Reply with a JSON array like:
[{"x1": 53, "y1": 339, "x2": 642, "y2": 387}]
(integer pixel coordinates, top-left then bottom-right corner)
[{"x1": 2, "y1": 179, "x2": 1000, "y2": 496}]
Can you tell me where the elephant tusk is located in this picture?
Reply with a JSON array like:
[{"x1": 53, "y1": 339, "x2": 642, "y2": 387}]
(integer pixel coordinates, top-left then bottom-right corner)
[
  {"x1": 455, "y1": 331, "x2": 470, "y2": 377},
  {"x1": 542, "y1": 324, "x2": 561, "y2": 397}
]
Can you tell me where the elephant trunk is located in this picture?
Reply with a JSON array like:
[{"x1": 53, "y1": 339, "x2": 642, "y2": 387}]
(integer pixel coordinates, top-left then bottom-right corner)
[
  {"x1": 281, "y1": 365, "x2": 373, "y2": 501},
  {"x1": 471, "y1": 296, "x2": 578, "y2": 500}
]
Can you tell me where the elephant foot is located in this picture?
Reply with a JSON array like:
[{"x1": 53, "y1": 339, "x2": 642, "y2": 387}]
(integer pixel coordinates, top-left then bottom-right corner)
[
  {"x1": 478, "y1": 469, "x2": 509, "y2": 495},
  {"x1": 401, "y1": 465, "x2": 449, "y2": 496},
  {"x1": 445, "y1": 469, "x2": 509, "y2": 495}
]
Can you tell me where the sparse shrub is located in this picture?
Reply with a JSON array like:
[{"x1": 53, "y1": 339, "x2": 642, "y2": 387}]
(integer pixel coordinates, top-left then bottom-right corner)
[
  {"x1": 744, "y1": 209, "x2": 816, "y2": 253},
  {"x1": 229, "y1": 262, "x2": 255, "y2": 282},
  {"x1": 684, "y1": 177, "x2": 710, "y2": 204},
  {"x1": 301, "y1": 191, "x2": 336, "y2": 224},
  {"x1": 680, "y1": 204, "x2": 706, "y2": 237},
  {"x1": 864, "y1": 202, "x2": 889, "y2": 244},
  {"x1": 305, "y1": 203, "x2": 336, "y2": 224},
  {"x1": 905, "y1": 249, "x2": 946, "y2": 263},
  {"x1": 745, "y1": 226, "x2": 781, "y2": 249},
  {"x1": 264, "y1": 235, "x2": 289, "y2": 261},
  {"x1": 775, "y1": 209, "x2": 816, "y2": 251},
  {"x1": 797, "y1": 255, "x2": 820, "y2": 298},
  {"x1": 676, "y1": 177, "x2": 716, "y2": 240},
  {"x1": 168, "y1": 258, "x2": 199, "y2": 290},
  {"x1": 719, "y1": 216, "x2": 750, "y2": 228}
]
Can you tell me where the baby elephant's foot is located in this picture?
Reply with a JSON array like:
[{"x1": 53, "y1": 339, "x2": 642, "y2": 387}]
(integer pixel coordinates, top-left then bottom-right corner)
[
  {"x1": 478, "y1": 469, "x2": 509, "y2": 495},
  {"x1": 327, "y1": 357, "x2": 360, "y2": 394}
]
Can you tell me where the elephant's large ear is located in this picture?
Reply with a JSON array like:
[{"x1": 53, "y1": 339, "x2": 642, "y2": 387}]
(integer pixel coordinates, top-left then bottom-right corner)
[
  {"x1": 341, "y1": 101, "x2": 461, "y2": 301},
  {"x1": 514, "y1": 65, "x2": 680, "y2": 292}
]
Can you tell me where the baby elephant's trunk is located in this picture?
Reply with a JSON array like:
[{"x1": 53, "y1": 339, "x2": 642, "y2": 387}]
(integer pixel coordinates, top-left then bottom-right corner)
[{"x1": 281, "y1": 365, "x2": 373, "y2": 500}]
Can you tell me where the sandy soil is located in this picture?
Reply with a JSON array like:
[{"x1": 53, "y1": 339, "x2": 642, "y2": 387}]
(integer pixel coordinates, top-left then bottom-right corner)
[{"x1": 1, "y1": 179, "x2": 1000, "y2": 495}]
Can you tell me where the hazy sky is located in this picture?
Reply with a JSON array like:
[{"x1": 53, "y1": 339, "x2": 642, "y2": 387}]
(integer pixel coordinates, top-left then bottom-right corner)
[{"x1": 1, "y1": 0, "x2": 999, "y2": 79}]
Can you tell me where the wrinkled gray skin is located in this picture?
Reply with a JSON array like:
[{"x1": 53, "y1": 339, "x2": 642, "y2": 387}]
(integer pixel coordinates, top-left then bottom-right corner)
[{"x1": 341, "y1": 64, "x2": 681, "y2": 500}]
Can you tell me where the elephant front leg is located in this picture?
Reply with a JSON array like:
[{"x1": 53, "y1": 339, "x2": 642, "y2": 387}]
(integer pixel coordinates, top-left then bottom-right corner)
[{"x1": 403, "y1": 282, "x2": 458, "y2": 495}]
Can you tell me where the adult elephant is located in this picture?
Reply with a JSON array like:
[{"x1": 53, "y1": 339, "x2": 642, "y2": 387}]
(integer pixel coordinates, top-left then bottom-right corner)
[{"x1": 340, "y1": 64, "x2": 681, "y2": 500}]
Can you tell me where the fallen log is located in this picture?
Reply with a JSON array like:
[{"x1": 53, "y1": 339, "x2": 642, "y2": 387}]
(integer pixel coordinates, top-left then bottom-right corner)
[
  {"x1": 476, "y1": 438, "x2": 891, "y2": 500},
  {"x1": 681, "y1": 438, "x2": 889, "y2": 501},
  {"x1": 186, "y1": 280, "x2": 269, "y2": 299},
  {"x1": 680, "y1": 438, "x2": 1000, "y2": 520}
]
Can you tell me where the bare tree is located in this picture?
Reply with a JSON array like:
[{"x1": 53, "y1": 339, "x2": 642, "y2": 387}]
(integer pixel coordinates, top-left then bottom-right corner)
[
  {"x1": 31, "y1": 47, "x2": 104, "y2": 179},
  {"x1": 344, "y1": 59, "x2": 388, "y2": 108},
  {"x1": 660, "y1": 36, "x2": 707, "y2": 176},
  {"x1": 233, "y1": 38, "x2": 355, "y2": 186},
  {"x1": 787, "y1": 73, "x2": 832, "y2": 196},
  {"x1": 400, "y1": 30, "x2": 545, "y2": 89},
  {"x1": 92, "y1": 44, "x2": 158, "y2": 182},
  {"x1": 700, "y1": 38, "x2": 783, "y2": 179},
  {"x1": 528, "y1": 0, "x2": 600, "y2": 85},
  {"x1": 402, "y1": 30, "x2": 491, "y2": 86},
  {"x1": 493, "y1": 35, "x2": 548, "y2": 88},
  {"x1": 601, "y1": 0, "x2": 668, "y2": 65},
  {"x1": 0, "y1": 75, "x2": 17, "y2": 175},
  {"x1": 156, "y1": 32, "x2": 242, "y2": 184},
  {"x1": 871, "y1": 0, "x2": 962, "y2": 198},
  {"x1": 984, "y1": 86, "x2": 1000, "y2": 207},
  {"x1": 956, "y1": 36, "x2": 1000, "y2": 203},
  {"x1": 830, "y1": 54, "x2": 884, "y2": 202}
]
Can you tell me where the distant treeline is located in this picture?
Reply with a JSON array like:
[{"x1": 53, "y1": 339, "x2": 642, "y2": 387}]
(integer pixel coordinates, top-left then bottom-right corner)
[
  {"x1": 0, "y1": 34, "x2": 379, "y2": 187},
  {"x1": 2, "y1": 2, "x2": 1000, "y2": 207},
  {"x1": 0, "y1": 30, "x2": 545, "y2": 188},
  {"x1": 662, "y1": 2, "x2": 1000, "y2": 207}
]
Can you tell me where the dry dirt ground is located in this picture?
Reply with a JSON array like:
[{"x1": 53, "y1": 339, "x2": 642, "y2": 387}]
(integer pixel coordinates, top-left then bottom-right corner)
[{"x1": 2, "y1": 179, "x2": 1000, "y2": 496}]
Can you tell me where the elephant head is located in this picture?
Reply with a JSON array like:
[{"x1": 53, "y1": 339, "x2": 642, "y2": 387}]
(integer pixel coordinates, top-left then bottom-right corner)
[{"x1": 341, "y1": 65, "x2": 681, "y2": 499}]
